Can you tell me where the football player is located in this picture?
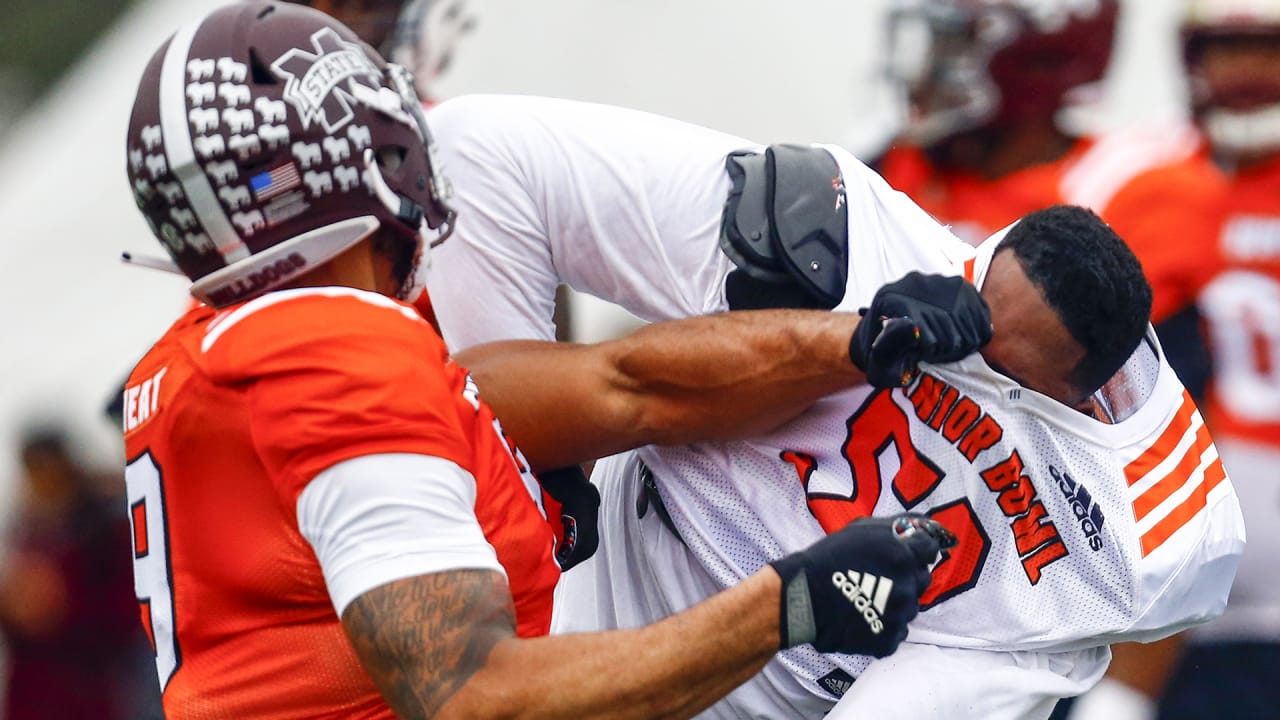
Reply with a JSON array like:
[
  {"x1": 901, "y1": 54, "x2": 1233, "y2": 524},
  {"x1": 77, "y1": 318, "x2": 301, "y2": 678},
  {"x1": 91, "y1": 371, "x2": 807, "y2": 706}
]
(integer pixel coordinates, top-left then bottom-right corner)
[
  {"x1": 283, "y1": 0, "x2": 475, "y2": 101},
  {"x1": 120, "y1": 3, "x2": 977, "y2": 716},
  {"x1": 1070, "y1": 2, "x2": 1280, "y2": 718},
  {"x1": 424, "y1": 91, "x2": 1246, "y2": 720},
  {"x1": 875, "y1": 0, "x2": 1221, "y2": 336}
]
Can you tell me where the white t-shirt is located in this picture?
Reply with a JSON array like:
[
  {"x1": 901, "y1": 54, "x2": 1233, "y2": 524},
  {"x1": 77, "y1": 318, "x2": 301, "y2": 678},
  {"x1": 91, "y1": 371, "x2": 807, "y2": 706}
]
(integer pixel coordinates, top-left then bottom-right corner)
[
  {"x1": 425, "y1": 94, "x2": 1246, "y2": 718},
  {"x1": 427, "y1": 93, "x2": 752, "y2": 349}
]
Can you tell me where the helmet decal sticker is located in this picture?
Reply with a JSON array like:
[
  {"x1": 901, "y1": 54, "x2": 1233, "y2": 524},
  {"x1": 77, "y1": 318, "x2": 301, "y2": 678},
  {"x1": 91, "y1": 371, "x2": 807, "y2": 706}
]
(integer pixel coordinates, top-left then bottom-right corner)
[
  {"x1": 228, "y1": 133, "x2": 261, "y2": 161},
  {"x1": 186, "y1": 58, "x2": 215, "y2": 81},
  {"x1": 302, "y1": 169, "x2": 334, "y2": 197},
  {"x1": 292, "y1": 142, "x2": 323, "y2": 169},
  {"x1": 193, "y1": 134, "x2": 225, "y2": 159},
  {"x1": 189, "y1": 108, "x2": 219, "y2": 134},
  {"x1": 322, "y1": 135, "x2": 352, "y2": 163},
  {"x1": 348, "y1": 125, "x2": 372, "y2": 150},
  {"x1": 271, "y1": 27, "x2": 383, "y2": 134},
  {"x1": 333, "y1": 165, "x2": 362, "y2": 192},
  {"x1": 187, "y1": 82, "x2": 216, "y2": 106},
  {"x1": 205, "y1": 160, "x2": 238, "y2": 185},
  {"x1": 230, "y1": 209, "x2": 266, "y2": 236},
  {"x1": 216, "y1": 57, "x2": 247, "y2": 83},
  {"x1": 249, "y1": 162, "x2": 302, "y2": 202},
  {"x1": 218, "y1": 184, "x2": 251, "y2": 209},
  {"x1": 255, "y1": 98, "x2": 287, "y2": 123},
  {"x1": 218, "y1": 82, "x2": 251, "y2": 107}
]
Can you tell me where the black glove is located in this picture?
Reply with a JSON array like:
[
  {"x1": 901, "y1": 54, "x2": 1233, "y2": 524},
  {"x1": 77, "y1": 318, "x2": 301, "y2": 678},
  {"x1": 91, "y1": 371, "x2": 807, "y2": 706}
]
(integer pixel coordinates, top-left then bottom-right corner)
[
  {"x1": 849, "y1": 272, "x2": 993, "y2": 388},
  {"x1": 538, "y1": 465, "x2": 601, "y2": 571},
  {"x1": 769, "y1": 513, "x2": 955, "y2": 656}
]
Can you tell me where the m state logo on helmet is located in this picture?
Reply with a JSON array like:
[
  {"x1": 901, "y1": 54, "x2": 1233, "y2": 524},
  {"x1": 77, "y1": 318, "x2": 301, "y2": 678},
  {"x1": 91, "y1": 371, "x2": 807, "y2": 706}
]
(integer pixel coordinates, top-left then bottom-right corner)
[{"x1": 125, "y1": 1, "x2": 454, "y2": 308}]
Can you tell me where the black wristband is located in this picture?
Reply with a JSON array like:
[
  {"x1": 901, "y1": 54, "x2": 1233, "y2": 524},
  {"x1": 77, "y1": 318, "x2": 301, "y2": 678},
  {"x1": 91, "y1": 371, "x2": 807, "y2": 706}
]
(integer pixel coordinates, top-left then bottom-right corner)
[{"x1": 770, "y1": 555, "x2": 817, "y2": 649}]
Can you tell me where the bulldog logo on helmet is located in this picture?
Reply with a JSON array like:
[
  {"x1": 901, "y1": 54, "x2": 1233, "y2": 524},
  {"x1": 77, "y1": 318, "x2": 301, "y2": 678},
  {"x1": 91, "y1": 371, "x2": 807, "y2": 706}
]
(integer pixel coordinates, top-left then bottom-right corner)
[{"x1": 271, "y1": 27, "x2": 382, "y2": 134}]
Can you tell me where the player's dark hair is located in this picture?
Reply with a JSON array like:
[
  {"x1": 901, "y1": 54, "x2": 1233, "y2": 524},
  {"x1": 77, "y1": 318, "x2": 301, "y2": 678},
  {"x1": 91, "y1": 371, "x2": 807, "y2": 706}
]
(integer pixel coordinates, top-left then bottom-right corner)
[{"x1": 997, "y1": 205, "x2": 1152, "y2": 396}]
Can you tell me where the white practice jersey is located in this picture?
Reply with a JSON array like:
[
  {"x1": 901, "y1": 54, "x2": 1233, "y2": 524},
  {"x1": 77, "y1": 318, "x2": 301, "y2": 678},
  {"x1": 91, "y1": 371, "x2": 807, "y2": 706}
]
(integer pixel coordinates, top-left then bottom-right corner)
[
  {"x1": 427, "y1": 93, "x2": 754, "y2": 349},
  {"x1": 424, "y1": 94, "x2": 1245, "y2": 716}
]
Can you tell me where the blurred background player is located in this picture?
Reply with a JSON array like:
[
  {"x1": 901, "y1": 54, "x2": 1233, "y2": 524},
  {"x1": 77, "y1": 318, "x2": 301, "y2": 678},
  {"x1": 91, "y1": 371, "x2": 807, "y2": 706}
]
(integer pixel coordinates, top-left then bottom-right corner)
[
  {"x1": 387, "y1": 0, "x2": 476, "y2": 104},
  {"x1": 1068, "y1": 2, "x2": 1280, "y2": 718},
  {"x1": 874, "y1": 4, "x2": 1240, "y2": 718},
  {"x1": 283, "y1": 0, "x2": 475, "y2": 103},
  {"x1": 876, "y1": 0, "x2": 1125, "y2": 244},
  {"x1": 0, "y1": 425, "x2": 160, "y2": 720},
  {"x1": 874, "y1": 0, "x2": 1221, "y2": 375}
]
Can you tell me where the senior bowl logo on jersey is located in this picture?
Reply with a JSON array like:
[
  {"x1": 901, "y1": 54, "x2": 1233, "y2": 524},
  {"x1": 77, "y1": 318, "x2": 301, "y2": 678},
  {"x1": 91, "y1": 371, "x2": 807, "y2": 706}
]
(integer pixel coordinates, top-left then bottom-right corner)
[{"x1": 271, "y1": 27, "x2": 381, "y2": 134}]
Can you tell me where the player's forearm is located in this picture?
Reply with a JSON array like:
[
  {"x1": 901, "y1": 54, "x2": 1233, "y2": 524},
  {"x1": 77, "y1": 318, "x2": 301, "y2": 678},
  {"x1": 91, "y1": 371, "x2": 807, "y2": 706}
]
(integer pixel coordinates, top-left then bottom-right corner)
[
  {"x1": 436, "y1": 569, "x2": 782, "y2": 720},
  {"x1": 605, "y1": 309, "x2": 864, "y2": 444},
  {"x1": 459, "y1": 309, "x2": 864, "y2": 470},
  {"x1": 343, "y1": 567, "x2": 782, "y2": 720}
]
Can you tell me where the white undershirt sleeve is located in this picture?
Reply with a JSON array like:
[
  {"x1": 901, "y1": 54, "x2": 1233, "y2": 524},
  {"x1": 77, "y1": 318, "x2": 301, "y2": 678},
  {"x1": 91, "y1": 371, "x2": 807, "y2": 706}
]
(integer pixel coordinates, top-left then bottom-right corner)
[{"x1": 296, "y1": 452, "x2": 507, "y2": 617}]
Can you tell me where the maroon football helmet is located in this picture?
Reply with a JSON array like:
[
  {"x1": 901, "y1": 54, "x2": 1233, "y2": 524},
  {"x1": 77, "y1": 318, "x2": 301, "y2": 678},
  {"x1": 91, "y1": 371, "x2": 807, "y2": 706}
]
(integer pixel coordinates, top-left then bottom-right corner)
[
  {"x1": 886, "y1": 0, "x2": 1119, "y2": 146},
  {"x1": 125, "y1": 1, "x2": 454, "y2": 307}
]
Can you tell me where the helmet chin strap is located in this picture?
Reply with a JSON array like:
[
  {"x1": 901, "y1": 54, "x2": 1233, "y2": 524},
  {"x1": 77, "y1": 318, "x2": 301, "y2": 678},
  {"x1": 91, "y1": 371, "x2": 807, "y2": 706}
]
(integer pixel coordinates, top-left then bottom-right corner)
[{"x1": 364, "y1": 147, "x2": 432, "y2": 302}]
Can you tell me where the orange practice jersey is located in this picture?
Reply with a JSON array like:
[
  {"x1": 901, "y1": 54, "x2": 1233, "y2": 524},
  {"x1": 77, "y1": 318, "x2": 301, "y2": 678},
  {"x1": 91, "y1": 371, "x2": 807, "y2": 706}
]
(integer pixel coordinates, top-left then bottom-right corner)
[
  {"x1": 1199, "y1": 153, "x2": 1280, "y2": 447},
  {"x1": 879, "y1": 127, "x2": 1222, "y2": 324},
  {"x1": 878, "y1": 142, "x2": 1096, "y2": 246},
  {"x1": 121, "y1": 288, "x2": 559, "y2": 719}
]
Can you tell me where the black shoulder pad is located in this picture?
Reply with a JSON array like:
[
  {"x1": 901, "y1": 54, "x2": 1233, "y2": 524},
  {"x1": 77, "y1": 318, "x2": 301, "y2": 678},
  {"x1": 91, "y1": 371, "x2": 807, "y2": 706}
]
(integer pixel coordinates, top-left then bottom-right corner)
[
  {"x1": 719, "y1": 150, "x2": 789, "y2": 283},
  {"x1": 718, "y1": 145, "x2": 849, "y2": 309},
  {"x1": 767, "y1": 144, "x2": 848, "y2": 308}
]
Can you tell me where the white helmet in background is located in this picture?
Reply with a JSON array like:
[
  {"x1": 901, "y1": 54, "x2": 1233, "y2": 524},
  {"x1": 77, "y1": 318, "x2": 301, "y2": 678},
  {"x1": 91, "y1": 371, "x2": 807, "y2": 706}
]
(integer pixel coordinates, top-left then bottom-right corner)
[
  {"x1": 386, "y1": 0, "x2": 476, "y2": 101},
  {"x1": 1183, "y1": 0, "x2": 1280, "y2": 157}
]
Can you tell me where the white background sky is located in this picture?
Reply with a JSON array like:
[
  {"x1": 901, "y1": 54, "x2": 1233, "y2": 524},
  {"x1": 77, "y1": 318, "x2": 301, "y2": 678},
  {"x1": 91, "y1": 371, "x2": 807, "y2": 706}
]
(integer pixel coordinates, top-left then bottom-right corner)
[{"x1": 0, "y1": 0, "x2": 1188, "y2": 512}]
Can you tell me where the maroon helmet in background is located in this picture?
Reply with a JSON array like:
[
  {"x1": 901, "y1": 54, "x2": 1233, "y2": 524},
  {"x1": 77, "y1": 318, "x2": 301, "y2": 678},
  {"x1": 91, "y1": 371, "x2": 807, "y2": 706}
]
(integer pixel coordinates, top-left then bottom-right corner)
[
  {"x1": 886, "y1": 0, "x2": 1120, "y2": 147},
  {"x1": 125, "y1": 1, "x2": 454, "y2": 307},
  {"x1": 1182, "y1": 0, "x2": 1280, "y2": 157},
  {"x1": 279, "y1": 0, "x2": 406, "y2": 52}
]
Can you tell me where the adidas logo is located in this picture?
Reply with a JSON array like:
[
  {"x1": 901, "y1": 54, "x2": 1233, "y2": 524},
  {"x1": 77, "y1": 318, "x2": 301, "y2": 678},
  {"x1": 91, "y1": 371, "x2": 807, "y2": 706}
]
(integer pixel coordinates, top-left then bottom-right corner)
[
  {"x1": 1050, "y1": 464, "x2": 1106, "y2": 552},
  {"x1": 817, "y1": 669, "x2": 855, "y2": 698},
  {"x1": 831, "y1": 570, "x2": 891, "y2": 634}
]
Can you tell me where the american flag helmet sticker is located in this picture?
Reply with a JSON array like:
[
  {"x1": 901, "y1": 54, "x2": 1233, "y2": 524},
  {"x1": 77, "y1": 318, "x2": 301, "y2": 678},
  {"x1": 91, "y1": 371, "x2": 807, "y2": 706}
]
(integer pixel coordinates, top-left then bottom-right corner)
[{"x1": 250, "y1": 161, "x2": 302, "y2": 201}]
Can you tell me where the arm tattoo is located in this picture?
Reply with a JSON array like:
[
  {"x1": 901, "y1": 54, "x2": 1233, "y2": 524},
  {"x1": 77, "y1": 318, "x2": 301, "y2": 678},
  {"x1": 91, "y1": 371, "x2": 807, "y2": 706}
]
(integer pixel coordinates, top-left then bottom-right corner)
[{"x1": 342, "y1": 568, "x2": 516, "y2": 719}]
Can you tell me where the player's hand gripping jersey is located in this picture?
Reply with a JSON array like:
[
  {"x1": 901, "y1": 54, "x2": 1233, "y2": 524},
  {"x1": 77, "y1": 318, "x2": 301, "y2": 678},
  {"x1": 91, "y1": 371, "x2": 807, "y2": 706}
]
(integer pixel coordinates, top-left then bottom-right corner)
[
  {"x1": 121, "y1": 289, "x2": 559, "y2": 719},
  {"x1": 631, "y1": 234, "x2": 1243, "y2": 686},
  {"x1": 424, "y1": 95, "x2": 1245, "y2": 718}
]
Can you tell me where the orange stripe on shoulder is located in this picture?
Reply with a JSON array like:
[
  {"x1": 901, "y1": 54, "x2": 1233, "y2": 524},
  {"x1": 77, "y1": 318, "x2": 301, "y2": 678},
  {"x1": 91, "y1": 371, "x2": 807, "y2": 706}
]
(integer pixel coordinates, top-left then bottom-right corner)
[
  {"x1": 1140, "y1": 457, "x2": 1228, "y2": 557},
  {"x1": 1125, "y1": 389, "x2": 1195, "y2": 486},
  {"x1": 1133, "y1": 421, "x2": 1215, "y2": 521},
  {"x1": 963, "y1": 257, "x2": 976, "y2": 284}
]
